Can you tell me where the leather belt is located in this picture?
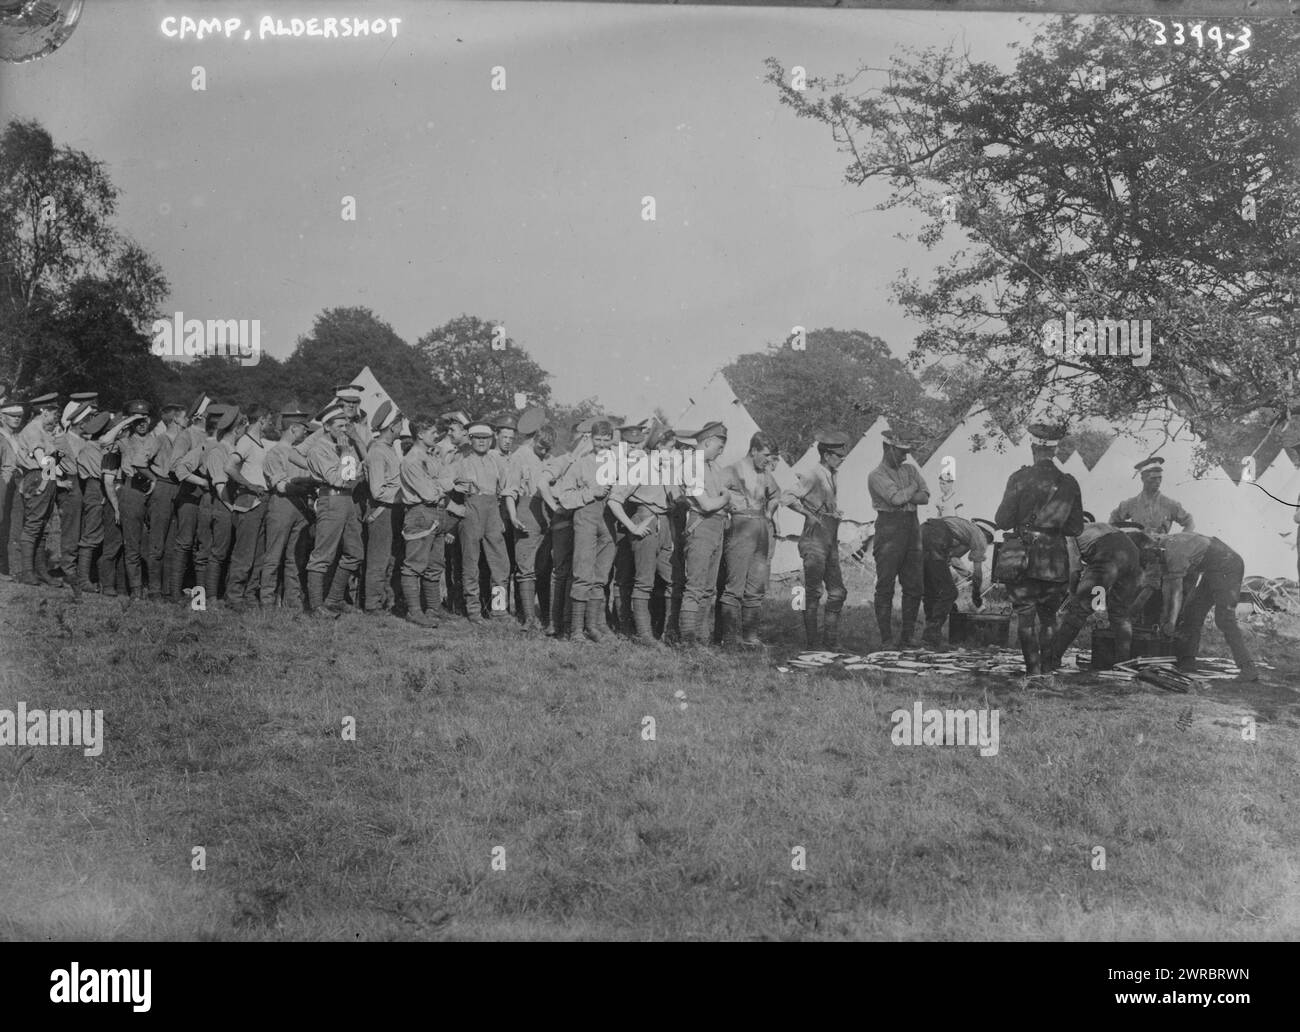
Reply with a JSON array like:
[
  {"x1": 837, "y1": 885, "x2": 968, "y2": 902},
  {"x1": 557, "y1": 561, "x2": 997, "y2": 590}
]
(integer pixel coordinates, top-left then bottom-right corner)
[{"x1": 318, "y1": 485, "x2": 353, "y2": 498}]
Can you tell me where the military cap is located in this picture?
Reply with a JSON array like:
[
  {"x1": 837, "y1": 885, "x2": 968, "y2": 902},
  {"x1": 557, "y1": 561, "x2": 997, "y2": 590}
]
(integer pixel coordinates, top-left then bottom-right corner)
[
  {"x1": 333, "y1": 384, "x2": 364, "y2": 403},
  {"x1": 61, "y1": 400, "x2": 87, "y2": 426},
  {"x1": 697, "y1": 421, "x2": 728, "y2": 444},
  {"x1": 440, "y1": 410, "x2": 470, "y2": 428},
  {"x1": 160, "y1": 401, "x2": 186, "y2": 414},
  {"x1": 674, "y1": 433, "x2": 699, "y2": 449},
  {"x1": 112, "y1": 413, "x2": 147, "y2": 433},
  {"x1": 880, "y1": 427, "x2": 916, "y2": 451},
  {"x1": 619, "y1": 418, "x2": 650, "y2": 439},
  {"x1": 125, "y1": 399, "x2": 151, "y2": 417},
  {"x1": 69, "y1": 391, "x2": 98, "y2": 404},
  {"x1": 0, "y1": 399, "x2": 24, "y2": 416},
  {"x1": 491, "y1": 412, "x2": 518, "y2": 431},
  {"x1": 29, "y1": 392, "x2": 59, "y2": 410},
  {"x1": 816, "y1": 429, "x2": 851, "y2": 456},
  {"x1": 81, "y1": 412, "x2": 113, "y2": 439},
  {"x1": 467, "y1": 422, "x2": 494, "y2": 438},
  {"x1": 516, "y1": 407, "x2": 545, "y2": 436},
  {"x1": 1134, "y1": 456, "x2": 1165, "y2": 475},
  {"x1": 1027, "y1": 421, "x2": 1067, "y2": 447},
  {"x1": 215, "y1": 407, "x2": 241, "y2": 434},
  {"x1": 1082, "y1": 511, "x2": 1097, "y2": 523},
  {"x1": 280, "y1": 410, "x2": 311, "y2": 427},
  {"x1": 188, "y1": 394, "x2": 211, "y2": 420},
  {"x1": 571, "y1": 417, "x2": 597, "y2": 435},
  {"x1": 371, "y1": 400, "x2": 400, "y2": 433},
  {"x1": 318, "y1": 402, "x2": 349, "y2": 426}
]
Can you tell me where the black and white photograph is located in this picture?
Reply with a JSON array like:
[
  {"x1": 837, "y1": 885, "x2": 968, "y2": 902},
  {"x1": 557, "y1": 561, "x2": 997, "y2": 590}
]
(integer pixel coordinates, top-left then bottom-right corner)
[{"x1": 0, "y1": 0, "x2": 1297, "y2": 962}]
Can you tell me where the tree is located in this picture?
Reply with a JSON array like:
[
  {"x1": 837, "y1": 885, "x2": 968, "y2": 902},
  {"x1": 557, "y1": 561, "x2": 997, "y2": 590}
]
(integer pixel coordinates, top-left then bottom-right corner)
[
  {"x1": 0, "y1": 118, "x2": 167, "y2": 390},
  {"x1": 724, "y1": 328, "x2": 951, "y2": 461},
  {"x1": 414, "y1": 315, "x2": 551, "y2": 420},
  {"x1": 284, "y1": 306, "x2": 449, "y2": 415},
  {"x1": 766, "y1": 18, "x2": 1300, "y2": 455}
]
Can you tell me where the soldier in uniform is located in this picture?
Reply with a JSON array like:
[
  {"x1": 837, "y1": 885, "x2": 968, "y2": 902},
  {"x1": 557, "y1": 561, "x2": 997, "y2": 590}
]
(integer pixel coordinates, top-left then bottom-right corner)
[
  {"x1": 168, "y1": 398, "x2": 219, "y2": 603},
  {"x1": 54, "y1": 399, "x2": 95, "y2": 596},
  {"x1": 303, "y1": 402, "x2": 366, "y2": 618},
  {"x1": 0, "y1": 398, "x2": 24, "y2": 579},
  {"x1": 399, "y1": 414, "x2": 459, "y2": 627},
  {"x1": 147, "y1": 402, "x2": 187, "y2": 600},
  {"x1": 454, "y1": 422, "x2": 511, "y2": 624},
  {"x1": 608, "y1": 424, "x2": 676, "y2": 643},
  {"x1": 782, "y1": 430, "x2": 850, "y2": 648},
  {"x1": 1157, "y1": 532, "x2": 1259, "y2": 682},
  {"x1": 544, "y1": 417, "x2": 595, "y2": 637},
  {"x1": 362, "y1": 401, "x2": 404, "y2": 614},
  {"x1": 717, "y1": 432, "x2": 781, "y2": 647},
  {"x1": 72, "y1": 411, "x2": 117, "y2": 598},
  {"x1": 202, "y1": 408, "x2": 245, "y2": 605},
  {"x1": 489, "y1": 412, "x2": 519, "y2": 613},
  {"x1": 920, "y1": 515, "x2": 991, "y2": 649},
  {"x1": 1043, "y1": 516, "x2": 1147, "y2": 669},
  {"x1": 608, "y1": 418, "x2": 651, "y2": 634},
  {"x1": 435, "y1": 411, "x2": 470, "y2": 614},
  {"x1": 868, "y1": 428, "x2": 930, "y2": 648},
  {"x1": 116, "y1": 400, "x2": 167, "y2": 600},
  {"x1": 677, "y1": 421, "x2": 733, "y2": 646},
  {"x1": 259, "y1": 411, "x2": 315, "y2": 611},
  {"x1": 994, "y1": 421, "x2": 1085, "y2": 678},
  {"x1": 502, "y1": 411, "x2": 553, "y2": 631},
  {"x1": 14, "y1": 393, "x2": 63, "y2": 586},
  {"x1": 97, "y1": 411, "x2": 136, "y2": 597},
  {"x1": 555, "y1": 419, "x2": 617, "y2": 641},
  {"x1": 1109, "y1": 456, "x2": 1194, "y2": 535},
  {"x1": 221, "y1": 405, "x2": 273, "y2": 607}
]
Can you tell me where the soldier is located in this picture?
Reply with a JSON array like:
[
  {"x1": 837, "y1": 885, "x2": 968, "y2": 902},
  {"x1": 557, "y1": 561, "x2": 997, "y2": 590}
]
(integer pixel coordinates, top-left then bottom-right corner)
[
  {"x1": 1157, "y1": 532, "x2": 1259, "y2": 682},
  {"x1": 717, "y1": 432, "x2": 781, "y2": 647},
  {"x1": 0, "y1": 398, "x2": 23, "y2": 579},
  {"x1": 310, "y1": 384, "x2": 371, "y2": 450},
  {"x1": 545, "y1": 417, "x2": 595, "y2": 637},
  {"x1": 608, "y1": 424, "x2": 676, "y2": 642},
  {"x1": 782, "y1": 430, "x2": 851, "y2": 648},
  {"x1": 224, "y1": 405, "x2": 274, "y2": 608},
  {"x1": 54, "y1": 399, "x2": 95, "y2": 595},
  {"x1": 435, "y1": 410, "x2": 470, "y2": 613},
  {"x1": 399, "y1": 414, "x2": 459, "y2": 627},
  {"x1": 490, "y1": 412, "x2": 519, "y2": 612},
  {"x1": 994, "y1": 421, "x2": 1084, "y2": 678},
  {"x1": 503, "y1": 411, "x2": 553, "y2": 631},
  {"x1": 920, "y1": 515, "x2": 991, "y2": 649},
  {"x1": 555, "y1": 419, "x2": 617, "y2": 641},
  {"x1": 1109, "y1": 456, "x2": 1194, "y2": 535},
  {"x1": 259, "y1": 410, "x2": 315, "y2": 611},
  {"x1": 677, "y1": 421, "x2": 733, "y2": 646},
  {"x1": 202, "y1": 408, "x2": 245, "y2": 606},
  {"x1": 168, "y1": 398, "x2": 218, "y2": 603},
  {"x1": 146, "y1": 402, "x2": 187, "y2": 600},
  {"x1": 98, "y1": 410, "x2": 142, "y2": 597},
  {"x1": 455, "y1": 422, "x2": 511, "y2": 624},
  {"x1": 303, "y1": 403, "x2": 366, "y2": 619},
  {"x1": 664, "y1": 430, "x2": 695, "y2": 642},
  {"x1": 14, "y1": 393, "x2": 65, "y2": 586},
  {"x1": 72, "y1": 412, "x2": 112, "y2": 599},
  {"x1": 362, "y1": 401, "x2": 403, "y2": 614},
  {"x1": 116, "y1": 400, "x2": 166, "y2": 600},
  {"x1": 1043, "y1": 516, "x2": 1146, "y2": 670},
  {"x1": 868, "y1": 427, "x2": 930, "y2": 648},
  {"x1": 609, "y1": 418, "x2": 651, "y2": 634}
]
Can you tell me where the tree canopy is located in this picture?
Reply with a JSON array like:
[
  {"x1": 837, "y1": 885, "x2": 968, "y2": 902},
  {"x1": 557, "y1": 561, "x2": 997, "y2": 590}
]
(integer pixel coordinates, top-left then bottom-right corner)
[
  {"x1": 766, "y1": 17, "x2": 1300, "y2": 453},
  {"x1": 414, "y1": 314, "x2": 552, "y2": 420}
]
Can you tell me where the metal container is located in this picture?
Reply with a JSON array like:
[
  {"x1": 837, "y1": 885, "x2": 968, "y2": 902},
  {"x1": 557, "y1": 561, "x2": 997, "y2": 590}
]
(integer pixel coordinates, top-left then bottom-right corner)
[
  {"x1": 948, "y1": 612, "x2": 1012, "y2": 647},
  {"x1": 1089, "y1": 628, "x2": 1175, "y2": 670}
]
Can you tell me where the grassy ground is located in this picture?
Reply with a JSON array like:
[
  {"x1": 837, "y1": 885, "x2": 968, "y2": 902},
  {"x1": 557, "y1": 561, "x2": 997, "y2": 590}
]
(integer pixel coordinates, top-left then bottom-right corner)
[{"x1": 1, "y1": 563, "x2": 1298, "y2": 941}]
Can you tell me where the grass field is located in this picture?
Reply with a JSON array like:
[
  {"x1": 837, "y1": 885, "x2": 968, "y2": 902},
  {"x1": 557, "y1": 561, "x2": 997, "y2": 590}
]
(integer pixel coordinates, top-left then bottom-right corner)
[{"x1": 1, "y1": 565, "x2": 1298, "y2": 941}]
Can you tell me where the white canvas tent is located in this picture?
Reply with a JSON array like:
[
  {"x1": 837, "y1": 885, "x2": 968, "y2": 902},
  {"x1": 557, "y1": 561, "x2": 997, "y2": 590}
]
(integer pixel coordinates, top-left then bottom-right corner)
[
  {"x1": 351, "y1": 366, "x2": 400, "y2": 435},
  {"x1": 918, "y1": 405, "x2": 1029, "y2": 524}
]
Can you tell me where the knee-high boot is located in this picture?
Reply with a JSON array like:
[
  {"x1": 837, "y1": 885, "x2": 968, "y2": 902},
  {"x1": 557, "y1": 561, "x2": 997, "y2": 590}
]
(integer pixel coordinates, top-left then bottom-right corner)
[
  {"x1": 402, "y1": 574, "x2": 436, "y2": 626},
  {"x1": 308, "y1": 571, "x2": 336, "y2": 619},
  {"x1": 802, "y1": 603, "x2": 820, "y2": 649},
  {"x1": 519, "y1": 579, "x2": 539, "y2": 630},
  {"x1": 632, "y1": 598, "x2": 656, "y2": 641}
]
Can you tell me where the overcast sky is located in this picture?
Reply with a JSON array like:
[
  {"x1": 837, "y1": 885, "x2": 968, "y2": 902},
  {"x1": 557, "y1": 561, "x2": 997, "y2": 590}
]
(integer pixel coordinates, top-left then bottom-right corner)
[{"x1": 2, "y1": 1, "x2": 1045, "y2": 418}]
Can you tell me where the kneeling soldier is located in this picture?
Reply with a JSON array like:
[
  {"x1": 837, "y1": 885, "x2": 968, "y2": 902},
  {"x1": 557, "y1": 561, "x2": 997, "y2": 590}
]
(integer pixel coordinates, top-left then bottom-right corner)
[{"x1": 1044, "y1": 517, "x2": 1144, "y2": 670}]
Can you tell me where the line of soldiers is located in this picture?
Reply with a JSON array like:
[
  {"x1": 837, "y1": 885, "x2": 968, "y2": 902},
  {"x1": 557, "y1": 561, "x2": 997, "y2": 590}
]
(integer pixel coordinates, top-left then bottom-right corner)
[
  {"x1": 0, "y1": 390, "x2": 1264, "y2": 679},
  {"x1": 0, "y1": 386, "x2": 787, "y2": 648}
]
